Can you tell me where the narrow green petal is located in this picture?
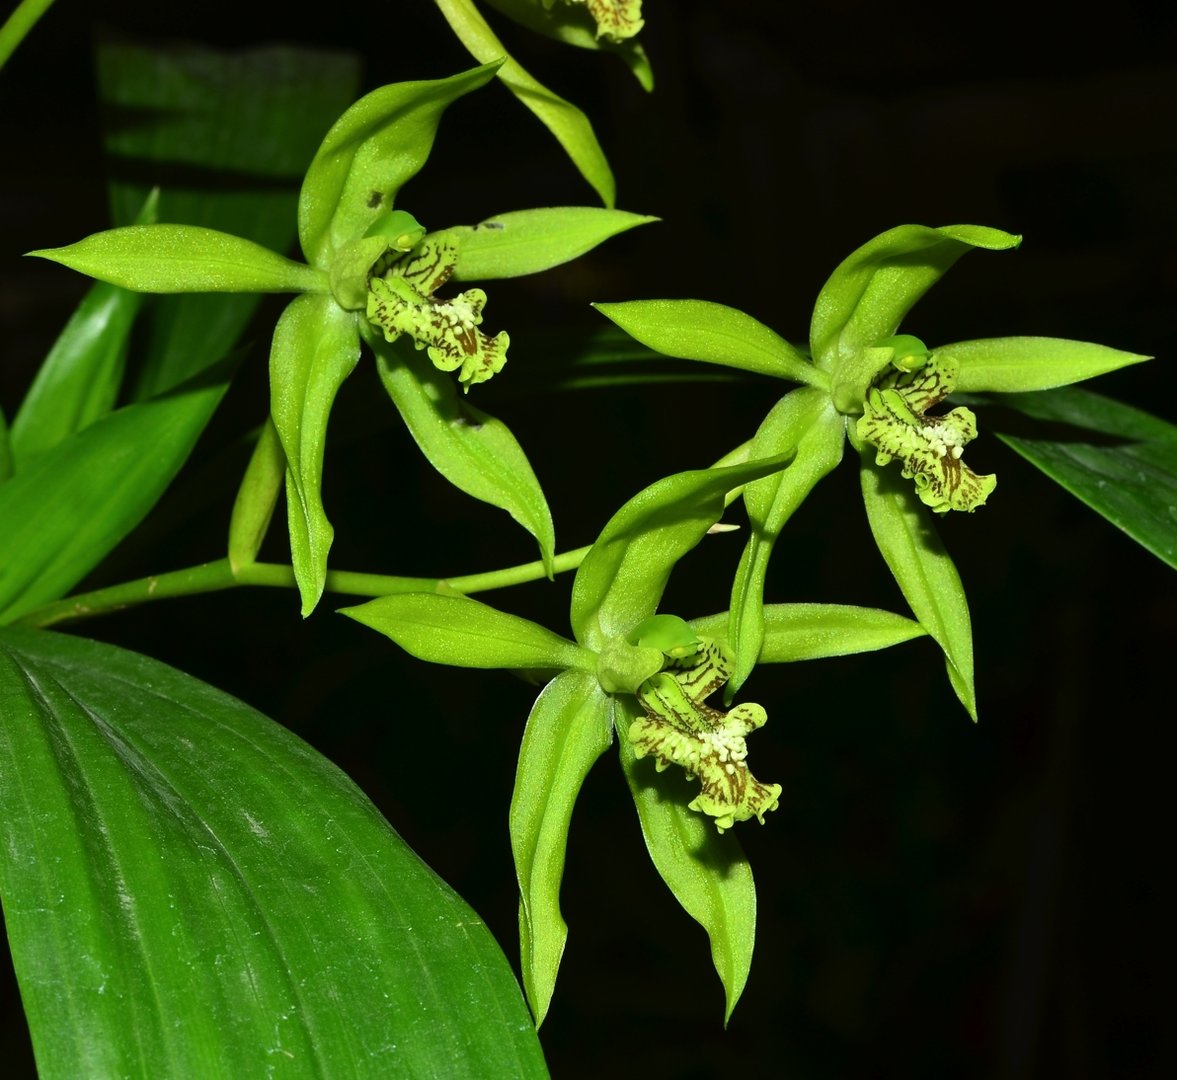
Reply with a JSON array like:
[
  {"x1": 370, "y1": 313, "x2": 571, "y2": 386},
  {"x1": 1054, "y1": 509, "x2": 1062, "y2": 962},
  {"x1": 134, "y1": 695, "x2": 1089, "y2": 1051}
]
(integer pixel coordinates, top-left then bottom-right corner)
[
  {"x1": 946, "y1": 336, "x2": 1151, "y2": 393},
  {"x1": 616, "y1": 701, "x2": 757, "y2": 1024},
  {"x1": 511, "y1": 672, "x2": 614, "y2": 1024},
  {"x1": 855, "y1": 434, "x2": 978, "y2": 720},
  {"x1": 29, "y1": 225, "x2": 324, "y2": 294}
]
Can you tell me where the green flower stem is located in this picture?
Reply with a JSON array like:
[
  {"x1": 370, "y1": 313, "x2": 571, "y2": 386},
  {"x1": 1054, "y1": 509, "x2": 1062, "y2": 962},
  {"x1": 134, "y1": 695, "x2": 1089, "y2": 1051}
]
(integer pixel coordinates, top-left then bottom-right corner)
[
  {"x1": 12, "y1": 560, "x2": 243, "y2": 628},
  {"x1": 13, "y1": 546, "x2": 593, "y2": 629},
  {"x1": 444, "y1": 545, "x2": 590, "y2": 592},
  {"x1": 0, "y1": 0, "x2": 55, "y2": 70}
]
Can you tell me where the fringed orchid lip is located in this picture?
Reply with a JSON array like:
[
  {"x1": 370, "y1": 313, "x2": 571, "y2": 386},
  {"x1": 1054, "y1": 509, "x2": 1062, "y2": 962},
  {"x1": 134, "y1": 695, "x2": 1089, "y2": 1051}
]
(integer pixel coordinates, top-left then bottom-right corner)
[
  {"x1": 856, "y1": 352, "x2": 996, "y2": 513},
  {"x1": 628, "y1": 629, "x2": 781, "y2": 833},
  {"x1": 366, "y1": 236, "x2": 509, "y2": 389}
]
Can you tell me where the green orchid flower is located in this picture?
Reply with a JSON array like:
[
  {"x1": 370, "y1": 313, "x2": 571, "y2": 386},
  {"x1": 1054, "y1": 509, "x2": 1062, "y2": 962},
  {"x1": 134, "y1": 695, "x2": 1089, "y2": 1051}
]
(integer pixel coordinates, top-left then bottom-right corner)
[
  {"x1": 342, "y1": 451, "x2": 930, "y2": 1027},
  {"x1": 29, "y1": 64, "x2": 654, "y2": 617},
  {"x1": 594, "y1": 224, "x2": 1152, "y2": 714},
  {"x1": 625, "y1": 615, "x2": 781, "y2": 832},
  {"x1": 855, "y1": 340, "x2": 995, "y2": 513}
]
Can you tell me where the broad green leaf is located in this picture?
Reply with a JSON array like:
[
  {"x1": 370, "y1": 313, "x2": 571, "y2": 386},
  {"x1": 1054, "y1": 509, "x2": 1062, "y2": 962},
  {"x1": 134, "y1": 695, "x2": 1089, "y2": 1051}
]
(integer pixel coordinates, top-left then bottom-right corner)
[
  {"x1": 440, "y1": 207, "x2": 656, "y2": 281},
  {"x1": 11, "y1": 281, "x2": 139, "y2": 468},
  {"x1": 987, "y1": 384, "x2": 1177, "y2": 440},
  {"x1": 99, "y1": 42, "x2": 360, "y2": 397},
  {"x1": 0, "y1": 0, "x2": 54, "y2": 70},
  {"x1": 510, "y1": 671, "x2": 613, "y2": 1024},
  {"x1": 945, "y1": 336, "x2": 1151, "y2": 393},
  {"x1": 227, "y1": 419, "x2": 285, "y2": 574},
  {"x1": 28, "y1": 225, "x2": 324, "y2": 295},
  {"x1": 693, "y1": 603, "x2": 927, "y2": 662},
  {"x1": 11, "y1": 287, "x2": 140, "y2": 470},
  {"x1": 594, "y1": 299, "x2": 824, "y2": 387},
  {"x1": 727, "y1": 388, "x2": 845, "y2": 695},
  {"x1": 299, "y1": 63, "x2": 499, "y2": 266},
  {"x1": 434, "y1": 0, "x2": 616, "y2": 207},
  {"x1": 0, "y1": 408, "x2": 10, "y2": 483},
  {"x1": 370, "y1": 332, "x2": 556, "y2": 574},
  {"x1": 483, "y1": 0, "x2": 655, "y2": 89},
  {"x1": 854, "y1": 433, "x2": 978, "y2": 720},
  {"x1": 0, "y1": 627, "x2": 548, "y2": 1080},
  {"x1": 988, "y1": 387, "x2": 1177, "y2": 570},
  {"x1": 10, "y1": 191, "x2": 158, "y2": 468},
  {"x1": 0, "y1": 364, "x2": 230, "y2": 625},
  {"x1": 615, "y1": 700, "x2": 756, "y2": 1024},
  {"x1": 341, "y1": 592, "x2": 595, "y2": 673},
  {"x1": 810, "y1": 224, "x2": 1022, "y2": 373},
  {"x1": 269, "y1": 294, "x2": 361, "y2": 617},
  {"x1": 570, "y1": 453, "x2": 793, "y2": 651}
]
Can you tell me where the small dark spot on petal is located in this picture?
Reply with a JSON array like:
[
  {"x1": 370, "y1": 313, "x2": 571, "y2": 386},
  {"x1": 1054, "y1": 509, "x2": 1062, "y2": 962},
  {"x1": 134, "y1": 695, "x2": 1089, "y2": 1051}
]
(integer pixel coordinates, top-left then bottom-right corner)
[{"x1": 367, "y1": 191, "x2": 382, "y2": 208}]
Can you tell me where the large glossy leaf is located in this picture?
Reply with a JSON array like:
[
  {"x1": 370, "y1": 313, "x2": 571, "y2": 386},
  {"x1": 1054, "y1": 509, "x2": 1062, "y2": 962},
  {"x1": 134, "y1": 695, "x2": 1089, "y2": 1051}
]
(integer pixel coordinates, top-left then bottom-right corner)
[
  {"x1": 0, "y1": 627, "x2": 547, "y2": 1078},
  {"x1": 0, "y1": 364, "x2": 230, "y2": 625},
  {"x1": 615, "y1": 700, "x2": 756, "y2": 1024},
  {"x1": 98, "y1": 41, "x2": 360, "y2": 397},
  {"x1": 371, "y1": 332, "x2": 556, "y2": 574},
  {"x1": 988, "y1": 387, "x2": 1177, "y2": 569}
]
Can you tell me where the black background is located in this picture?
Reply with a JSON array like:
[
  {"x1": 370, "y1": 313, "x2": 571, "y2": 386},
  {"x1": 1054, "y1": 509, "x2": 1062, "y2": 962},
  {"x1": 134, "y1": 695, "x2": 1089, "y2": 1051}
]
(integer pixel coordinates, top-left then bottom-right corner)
[{"x1": 3, "y1": 1, "x2": 1176, "y2": 1077}]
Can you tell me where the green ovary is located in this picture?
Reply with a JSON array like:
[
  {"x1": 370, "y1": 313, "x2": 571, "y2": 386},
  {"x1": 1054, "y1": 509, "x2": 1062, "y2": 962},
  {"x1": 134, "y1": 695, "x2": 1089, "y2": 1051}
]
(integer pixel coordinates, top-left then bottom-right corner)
[{"x1": 856, "y1": 354, "x2": 996, "y2": 513}]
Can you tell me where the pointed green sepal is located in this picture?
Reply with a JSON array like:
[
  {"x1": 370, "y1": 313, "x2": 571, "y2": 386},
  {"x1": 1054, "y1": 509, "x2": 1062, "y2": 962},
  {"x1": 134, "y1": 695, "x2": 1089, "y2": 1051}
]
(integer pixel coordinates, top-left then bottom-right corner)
[
  {"x1": 946, "y1": 336, "x2": 1152, "y2": 393},
  {"x1": 437, "y1": 207, "x2": 657, "y2": 282},
  {"x1": 854, "y1": 428, "x2": 979, "y2": 720},
  {"x1": 298, "y1": 62, "x2": 500, "y2": 264},
  {"x1": 28, "y1": 225, "x2": 325, "y2": 294},
  {"x1": 726, "y1": 387, "x2": 845, "y2": 696},
  {"x1": 227, "y1": 419, "x2": 285, "y2": 574},
  {"x1": 369, "y1": 331, "x2": 555, "y2": 574},
  {"x1": 433, "y1": 0, "x2": 616, "y2": 205},
  {"x1": 570, "y1": 454, "x2": 796, "y2": 651},
  {"x1": 811, "y1": 224, "x2": 1021, "y2": 373},
  {"x1": 268, "y1": 294, "x2": 361, "y2": 616},
  {"x1": 511, "y1": 671, "x2": 614, "y2": 1024},
  {"x1": 616, "y1": 700, "x2": 757, "y2": 1024},
  {"x1": 340, "y1": 592, "x2": 594, "y2": 673},
  {"x1": 594, "y1": 299, "x2": 825, "y2": 386}
]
